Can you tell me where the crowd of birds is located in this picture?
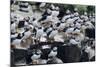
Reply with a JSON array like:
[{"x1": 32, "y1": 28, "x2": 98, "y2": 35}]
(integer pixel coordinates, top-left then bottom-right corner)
[{"x1": 11, "y1": 1, "x2": 95, "y2": 66}]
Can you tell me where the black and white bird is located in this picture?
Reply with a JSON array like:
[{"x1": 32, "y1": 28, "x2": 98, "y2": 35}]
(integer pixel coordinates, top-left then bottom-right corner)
[
  {"x1": 48, "y1": 29, "x2": 58, "y2": 39},
  {"x1": 11, "y1": 22, "x2": 17, "y2": 33},
  {"x1": 61, "y1": 13, "x2": 71, "y2": 22},
  {"x1": 30, "y1": 49, "x2": 47, "y2": 64},
  {"x1": 51, "y1": 7, "x2": 60, "y2": 17},
  {"x1": 69, "y1": 38, "x2": 80, "y2": 45},
  {"x1": 31, "y1": 49, "x2": 42, "y2": 60},
  {"x1": 11, "y1": 33, "x2": 24, "y2": 48},
  {"x1": 47, "y1": 47, "x2": 63, "y2": 64},
  {"x1": 36, "y1": 27, "x2": 44, "y2": 40},
  {"x1": 19, "y1": 2, "x2": 29, "y2": 12},
  {"x1": 22, "y1": 29, "x2": 32, "y2": 40},
  {"x1": 84, "y1": 46, "x2": 95, "y2": 61}
]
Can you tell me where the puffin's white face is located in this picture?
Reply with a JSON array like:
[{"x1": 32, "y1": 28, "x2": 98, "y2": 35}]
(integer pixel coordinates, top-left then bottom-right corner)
[
  {"x1": 31, "y1": 50, "x2": 42, "y2": 60},
  {"x1": 48, "y1": 47, "x2": 57, "y2": 57},
  {"x1": 85, "y1": 46, "x2": 91, "y2": 53}
]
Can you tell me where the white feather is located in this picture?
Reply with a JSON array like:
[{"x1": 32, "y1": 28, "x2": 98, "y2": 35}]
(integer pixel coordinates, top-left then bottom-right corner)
[
  {"x1": 22, "y1": 31, "x2": 31, "y2": 40},
  {"x1": 36, "y1": 29, "x2": 44, "y2": 39},
  {"x1": 39, "y1": 3, "x2": 46, "y2": 7},
  {"x1": 48, "y1": 51, "x2": 57, "y2": 57},
  {"x1": 49, "y1": 30, "x2": 58, "y2": 38},
  {"x1": 70, "y1": 39, "x2": 79, "y2": 45},
  {"x1": 31, "y1": 54, "x2": 41, "y2": 60}
]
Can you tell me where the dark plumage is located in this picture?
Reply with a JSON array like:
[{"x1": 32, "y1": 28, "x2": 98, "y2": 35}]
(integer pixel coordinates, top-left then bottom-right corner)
[
  {"x1": 85, "y1": 28, "x2": 95, "y2": 39},
  {"x1": 16, "y1": 33, "x2": 24, "y2": 39},
  {"x1": 56, "y1": 23, "x2": 60, "y2": 27},
  {"x1": 18, "y1": 21, "x2": 25, "y2": 28}
]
